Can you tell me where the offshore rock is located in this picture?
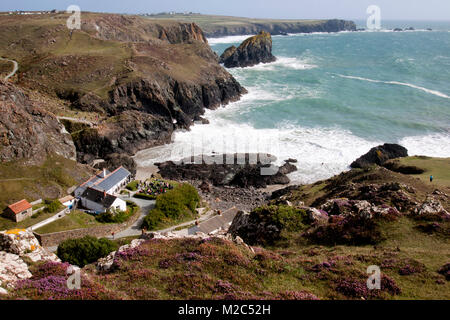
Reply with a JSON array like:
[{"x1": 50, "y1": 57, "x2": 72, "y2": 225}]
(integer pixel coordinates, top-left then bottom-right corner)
[{"x1": 220, "y1": 31, "x2": 276, "y2": 68}]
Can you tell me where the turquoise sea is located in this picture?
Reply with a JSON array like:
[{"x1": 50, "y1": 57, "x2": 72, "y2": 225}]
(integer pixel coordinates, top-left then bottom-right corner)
[{"x1": 136, "y1": 21, "x2": 450, "y2": 183}]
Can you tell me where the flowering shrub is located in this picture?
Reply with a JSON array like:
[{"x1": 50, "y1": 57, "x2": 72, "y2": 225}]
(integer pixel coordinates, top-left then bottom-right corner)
[
  {"x1": 438, "y1": 263, "x2": 450, "y2": 281},
  {"x1": 381, "y1": 275, "x2": 402, "y2": 295},
  {"x1": 215, "y1": 280, "x2": 235, "y2": 294},
  {"x1": 335, "y1": 279, "x2": 369, "y2": 298},
  {"x1": 14, "y1": 274, "x2": 118, "y2": 300},
  {"x1": 307, "y1": 215, "x2": 383, "y2": 245},
  {"x1": 277, "y1": 290, "x2": 319, "y2": 300},
  {"x1": 334, "y1": 274, "x2": 401, "y2": 299},
  {"x1": 116, "y1": 246, "x2": 150, "y2": 261},
  {"x1": 30, "y1": 261, "x2": 71, "y2": 279}
]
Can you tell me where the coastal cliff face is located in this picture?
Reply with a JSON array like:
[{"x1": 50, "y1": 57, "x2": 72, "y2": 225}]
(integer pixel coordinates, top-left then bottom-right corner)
[
  {"x1": 203, "y1": 19, "x2": 357, "y2": 37},
  {"x1": 0, "y1": 81, "x2": 76, "y2": 165},
  {"x1": 0, "y1": 13, "x2": 246, "y2": 164},
  {"x1": 220, "y1": 31, "x2": 276, "y2": 68}
]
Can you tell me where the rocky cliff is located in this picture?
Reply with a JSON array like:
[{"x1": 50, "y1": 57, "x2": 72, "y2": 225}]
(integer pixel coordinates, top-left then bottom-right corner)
[
  {"x1": 220, "y1": 31, "x2": 276, "y2": 68},
  {"x1": 208, "y1": 19, "x2": 357, "y2": 37},
  {"x1": 0, "y1": 13, "x2": 246, "y2": 164},
  {"x1": 146, "y1": 14, "x2": 357, "y2": 37},
  {"x1": 0, "y1": 81, "x2": 76, "y2": 165}
]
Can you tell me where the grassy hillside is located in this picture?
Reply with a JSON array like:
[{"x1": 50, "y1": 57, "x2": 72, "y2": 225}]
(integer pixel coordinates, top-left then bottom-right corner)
[
  {"x1": 146, "y1": 14, "x2": 324, "y2": 33},
  {"x1": 4, "y1": 161, "x2": 449, "y2": 300},
  {"x1": 0, "y1": 12, "x2": 223, "y2": 115},
  {"x1": 0, "y1": 155, "x2": 93, "y2": 212}
]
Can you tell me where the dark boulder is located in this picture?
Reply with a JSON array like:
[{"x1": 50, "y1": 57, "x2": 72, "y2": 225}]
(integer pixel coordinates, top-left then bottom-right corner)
[
  {"x1": 350, "y1": 144, "x2": 408, "y2": 169},
  {"x1": 156, "y1": 153, "x2": 297, "y2": 188},
  {"x1": 219, "y1": 31, "x2": 276, "y2": 68}
]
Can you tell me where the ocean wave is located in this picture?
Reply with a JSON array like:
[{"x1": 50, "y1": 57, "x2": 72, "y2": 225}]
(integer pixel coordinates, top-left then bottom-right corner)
[
  {"x1": 336, "y1": 74, "x2": 450, "y2": 99},
  {"x1": 400, "y1": 133, "x2": 450, "y2": 157},
  {"x1": 207, "y1": 35, "x2": 254, "y2": 45},
  {"x1": 237, "y1": 57, "x2": 318, "y2": 71},
  {"x1": 134, "y1": 118, "x2": 381, "y2": 184}
]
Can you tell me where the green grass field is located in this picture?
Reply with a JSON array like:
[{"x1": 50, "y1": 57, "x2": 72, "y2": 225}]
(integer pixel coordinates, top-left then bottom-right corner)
[
  {"x1": 0, "y1": 155, "x2": 93, "y2": 212},
  {"x1": 34, "y1": 210, "x2": 103, "y2": 234},
  {"x1": 395, "y1": 156, "x2": 450, "y2": 187}
]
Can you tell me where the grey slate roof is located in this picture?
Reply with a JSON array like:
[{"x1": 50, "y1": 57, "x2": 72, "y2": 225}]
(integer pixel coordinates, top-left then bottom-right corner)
[
  {"x1": 81, "y1": 187, "x2": 118, "y2": 209},
  {"x1": 93, "y1": 167, "x2": 131, "y2": 192},
  {"x1": 83, "y1": 170, "x2": 110, "y2": 188}
]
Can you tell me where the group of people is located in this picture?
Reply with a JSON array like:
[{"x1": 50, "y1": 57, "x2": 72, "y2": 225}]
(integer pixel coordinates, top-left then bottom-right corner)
[{"x1": 138, "y1": 179, "x2": 174, "y2": 197}]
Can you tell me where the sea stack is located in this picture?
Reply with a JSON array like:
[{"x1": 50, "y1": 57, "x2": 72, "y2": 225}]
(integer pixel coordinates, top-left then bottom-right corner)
[{"x1": 219, "y1": 31, "x2": 276, "y2": 68}]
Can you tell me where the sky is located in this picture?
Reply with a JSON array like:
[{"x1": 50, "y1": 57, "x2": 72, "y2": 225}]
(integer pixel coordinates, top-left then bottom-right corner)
[{"x1": 1, "y1": 0, "x2": 449, "y2": 20}]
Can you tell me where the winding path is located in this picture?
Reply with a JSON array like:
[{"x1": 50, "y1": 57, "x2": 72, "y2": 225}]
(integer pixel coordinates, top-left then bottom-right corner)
[
  {"x1": 57, "y1": 116, "x2": 96, "y2": 128},
  {"x1": 0, "y1": 57, "x2": 18, "y2": 81}
]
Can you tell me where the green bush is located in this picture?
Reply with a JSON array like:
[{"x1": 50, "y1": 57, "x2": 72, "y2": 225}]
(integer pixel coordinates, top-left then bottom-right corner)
[
  {"x1": 126, "y1": 180, "x2": 139, "y2": 191},
  {"x1": 45, "y1": 199, "x2": 62, "y2": 213},
  {"x1": 134, "y1": 193, "x2": 157, "y2": 200},
  {"x1": 252, "y1": 205, "x2": 311, "y2": 232},
  {"x1": 57, "y1": 236, "x2": 118, "y2": 267},
  {"x1": 142, "y1": 184, "x2": 200, "y2": 230},
  {"x1": 95, "y1": 203, "x2": 138, "y2": 224}
]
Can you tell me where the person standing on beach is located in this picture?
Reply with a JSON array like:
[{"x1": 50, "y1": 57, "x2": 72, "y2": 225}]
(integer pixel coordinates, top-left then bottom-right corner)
[{"x1": 430, "y1": 175, "x2": 433, "y2": 183}]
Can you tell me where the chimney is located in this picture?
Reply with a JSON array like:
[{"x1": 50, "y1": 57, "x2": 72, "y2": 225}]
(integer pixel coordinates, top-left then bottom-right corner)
[
  {"x1": 103, "y1": 191, "x2": 106, "y2": 199},
  {"x1": 103, "y1": 168, "x2": 107, "y2": 177}
]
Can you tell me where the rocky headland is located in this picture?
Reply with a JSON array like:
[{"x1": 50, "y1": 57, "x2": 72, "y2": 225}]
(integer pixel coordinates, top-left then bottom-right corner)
[
  {"x1": 147, "y1": 15, "x2": 357, "y2": 37},
  {"x1": 0, "y1": 13, "x2": 247, "y2": 167},
  {"x1": 219, "y1": 31, "x2": 276, "y2": 68}
]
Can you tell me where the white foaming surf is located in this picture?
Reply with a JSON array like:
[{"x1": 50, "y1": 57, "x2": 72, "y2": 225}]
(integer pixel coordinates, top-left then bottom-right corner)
[
  {"x1": 207, "y1": 35, "x2": 254, "y2": 45},
  {"x1": 336, "y1": 74, "x2": 450, "y2": 99},
  {"x1": 236, "y1": 57, "x2": 318, "y2": 71},
  {"x1": 134, "y1": 87, "x2": 381, "y2": 184},
  {"x1": 400, "y1": 133, "x2": 450, "y2": 158}
]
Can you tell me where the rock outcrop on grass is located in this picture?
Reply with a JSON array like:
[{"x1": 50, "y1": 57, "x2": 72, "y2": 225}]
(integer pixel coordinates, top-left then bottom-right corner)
[
  {"x1": 351, "y1": 144, "x2": 408, "y2": 169},
  {"x1": 0, "y1": 229, "x2": 60, "y2": 294}
]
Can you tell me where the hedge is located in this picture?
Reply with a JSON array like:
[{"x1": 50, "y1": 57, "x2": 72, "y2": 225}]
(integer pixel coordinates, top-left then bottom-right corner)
[
  {"x1": 56, "y1": 236, "x2": 118, "y2": 267},
  {"x1": 142, "y1": 184, "x2": 200, "y2": 230}
]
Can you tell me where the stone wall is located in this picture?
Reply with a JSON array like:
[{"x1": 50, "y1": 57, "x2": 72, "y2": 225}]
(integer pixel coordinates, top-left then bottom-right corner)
[{"x1": 33, "y1": 209, "x2": 141, "y2": 247}]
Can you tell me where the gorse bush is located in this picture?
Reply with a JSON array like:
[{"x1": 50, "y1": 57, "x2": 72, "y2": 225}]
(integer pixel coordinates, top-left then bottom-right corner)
[
  {"x1": 45, "y1": 199, "x2": 62, "y2": 213},
  {"x1": 252, "y1": 205, "x2": 311, "y2": 232},
  {"x1": 57, "y1": 236, "x2": 118, "y2": 267},
  {"x1": 134, "y1": 193, "x2": 157, "y2": 200},
  {"x1": 142, "y1": 184, "x2": 200, "y2": 230},
  {"x1": 126, "y1": 180, "x2": 139, "y2": 191},
  {"x1": 231, "y1": 205, "x2": 311, "y2": 246}
]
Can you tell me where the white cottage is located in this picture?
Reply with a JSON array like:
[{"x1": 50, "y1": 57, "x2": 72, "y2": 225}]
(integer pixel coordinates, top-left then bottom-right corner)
[
  {"x1": 75, "y1": 166, "x2": 132, "y2": 198},
  {"x1": 80, "y1": 188, "x2": 126, "y2": 213}
]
